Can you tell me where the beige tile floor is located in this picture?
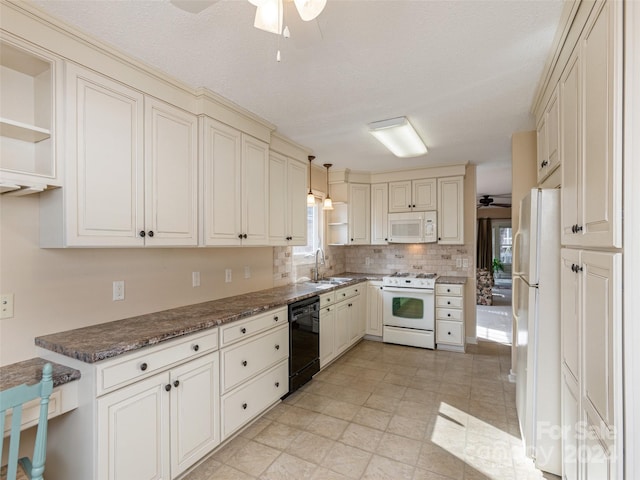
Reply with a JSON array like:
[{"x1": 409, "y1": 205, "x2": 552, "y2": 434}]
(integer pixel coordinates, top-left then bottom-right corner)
[{"x1": 183, "y1": 340, "x2": 560, "y2": 480}]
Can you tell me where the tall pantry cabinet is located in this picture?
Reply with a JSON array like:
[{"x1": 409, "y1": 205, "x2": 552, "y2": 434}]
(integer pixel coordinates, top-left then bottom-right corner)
[{"x1": 551, "y1": 1, "x2": 624, "y2": 479}]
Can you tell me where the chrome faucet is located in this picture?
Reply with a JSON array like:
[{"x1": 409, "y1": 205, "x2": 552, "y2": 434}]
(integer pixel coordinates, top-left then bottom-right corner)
[{"x1": 313, "y1": 247, "x2": 326, "y2": 281}]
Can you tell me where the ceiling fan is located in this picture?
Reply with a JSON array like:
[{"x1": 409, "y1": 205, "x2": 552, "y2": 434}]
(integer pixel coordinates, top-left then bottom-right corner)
[{"x1": 477, "y1": 194, "x2": 511, "y2": 208}]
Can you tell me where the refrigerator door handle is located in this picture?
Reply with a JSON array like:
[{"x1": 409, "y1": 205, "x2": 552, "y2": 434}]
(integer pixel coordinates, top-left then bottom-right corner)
[{"x1": 512, "y1": 230, "x2": 524, "y2": 276}]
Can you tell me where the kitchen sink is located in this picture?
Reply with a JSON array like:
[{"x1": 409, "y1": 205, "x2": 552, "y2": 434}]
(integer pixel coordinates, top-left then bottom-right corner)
[{"x1": 307, "y1": 277, "x2": 353, "y2": 287}]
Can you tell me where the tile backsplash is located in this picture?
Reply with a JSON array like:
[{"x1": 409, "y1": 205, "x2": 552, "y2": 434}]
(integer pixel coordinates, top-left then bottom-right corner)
[{"x1": 273, "y1": 243, "x2": 472, "y2": 286}]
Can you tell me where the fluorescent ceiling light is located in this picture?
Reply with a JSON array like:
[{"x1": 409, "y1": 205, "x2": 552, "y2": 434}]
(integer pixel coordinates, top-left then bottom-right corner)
[{"x1": 368, "y1": 117, "x2": 428, "y2": 158}]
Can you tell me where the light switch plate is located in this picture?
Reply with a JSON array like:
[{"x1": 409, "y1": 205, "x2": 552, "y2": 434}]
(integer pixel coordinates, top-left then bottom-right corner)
[
  {"x1": 113, "y1": 281, "x2": 125, "y2": 301},
  {"x1": 192, "y1": 271, "x2": 201, "y2": 287}
]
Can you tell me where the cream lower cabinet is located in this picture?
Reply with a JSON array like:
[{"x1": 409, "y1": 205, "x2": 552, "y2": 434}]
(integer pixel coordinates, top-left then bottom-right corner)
[
  {"x1": 97, "y1": 353, "x2": 219, "y2": 480},
  {"x1": 435, "y1": 283, "x2": 465, "y2": 352},
  {"x1": 218, "y1": 307, "x2": 289, "y2": 440},
  {"x1": 201, "y1": 116, "x2": 269, "y2": 246},
  {"x1": 322, "y1": 285, "x2": 363, "y2": 367},
  {"x1": 560, "y1": 248, "x2": 622, "y2": 480},
  {"x1": 366, "y1": 281, "x2": 383, "y2": 337},
  {"x1": 41, "y1": 63, "x2": 198, "y2": 247}
]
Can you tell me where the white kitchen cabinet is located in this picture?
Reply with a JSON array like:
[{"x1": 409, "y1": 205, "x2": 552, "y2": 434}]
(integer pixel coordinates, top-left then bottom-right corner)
[
  {"x1": 334, "y1": 300, "x2": 351, "y2": 358},
  {"x1": 144, "y1": 97, "x2": 198, "y2": 246},
  {"x1": 536, "y1": 86, "x2": 559, "y2": 184},
  {"x1": 201, "y1": 116, "x2": 269, "y2": 246},
  {"x1": 97, "y1": 351, "x2": 219, "y2": 480},
  {"x1": 348, "y1": 183, "x2": 371, "y2": 245},
  {"x1": 437, "y1": 176, "x2": 464, "y2": 245},
  {"x1": 370, "y1": 184, "x2": 388, "y2": 244},
  {"x1": 560, "y1": 248, "x2": 622, "y2": 479},
  {"x1": 41, "y1": 64, "x2": 198, "y2": 247},
  {"x1": 435, "y1": 283, "x2": 465, "y2": 352},
  {"x1": 0, "y1": 35, "x2": 62, "y2": 193},
  {"x1": 268, "y1": 152, "x2": 307, "y2": 246},
  {"x1": 366, "y1": 281, "x2": 383, "y2": 337},
  {"x1": 388, "y1": 178, "x2": 436, "y2": 213},
  {"x1": 319, "y1": 292, "x2": 336, "y2": 368},
  {"x1": 561, "y1": 0, "x2": 622, "y2": 249},
  {"x1": 348, "y1": 288, "x2": 364, "y2": 345},
  {"x1": 327, "y1": 202, "x2": 349, "y2": 246}
]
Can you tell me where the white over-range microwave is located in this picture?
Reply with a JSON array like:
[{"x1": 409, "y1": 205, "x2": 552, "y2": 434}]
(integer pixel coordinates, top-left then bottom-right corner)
[{"x1": 387, "y1": 211, "x2": 437, "y2": 243}]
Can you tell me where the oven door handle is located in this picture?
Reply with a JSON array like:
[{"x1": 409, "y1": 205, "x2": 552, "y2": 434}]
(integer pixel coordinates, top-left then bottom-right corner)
[{"x1": 382, "y1": 286, "x2": 434, "y2": 294}]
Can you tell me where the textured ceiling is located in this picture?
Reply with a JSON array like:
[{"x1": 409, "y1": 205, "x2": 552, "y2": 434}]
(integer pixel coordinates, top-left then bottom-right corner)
[{"x1": 31, "y1": 0, "x2": 564, "y2": 195}]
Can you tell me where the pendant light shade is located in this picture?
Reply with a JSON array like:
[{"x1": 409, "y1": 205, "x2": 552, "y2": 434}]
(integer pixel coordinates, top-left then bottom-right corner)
[
  {"x1": 307, "y1": 155, "x2": 315, "y2": 206},
  {"x1": 323, "y1": 163, "x2": 333, "y2": 211}
]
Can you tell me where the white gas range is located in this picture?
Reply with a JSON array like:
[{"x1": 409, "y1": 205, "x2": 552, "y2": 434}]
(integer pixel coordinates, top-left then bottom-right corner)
[{"x1": 382, "y1": 272, "x2": 438, "y2": 349}]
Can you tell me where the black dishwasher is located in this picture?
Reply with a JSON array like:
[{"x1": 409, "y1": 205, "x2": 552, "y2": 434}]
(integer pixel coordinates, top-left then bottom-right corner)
[{"x1": 287, "y1": 295, "x2": 320, "y2": 395}]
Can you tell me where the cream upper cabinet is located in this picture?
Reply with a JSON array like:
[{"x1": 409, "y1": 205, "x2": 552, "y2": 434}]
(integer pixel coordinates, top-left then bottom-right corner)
[
  {"x1": 201, "y1": 117, "x2": 269, "y2": 246},
  {"x1": 536, "y1": 86, "x2": 559, "y2": 184},
  {"x1": 268, "y1": 152, "x2": 307, "y2": 246},
  {"x1": 0, "y1": 36, "x2": 62, "y2": 193},
  {"x1": 437, "y1": 176, "x2": 464, "y2": 245},
  {"x1": 348, "y1": 183, "x2": 370, "y2": 245},
  {"x1": 144, "y1": 97, "x2": 198, "y2": 246},
  {"x1": 388, "y1": 178, "x2": 436, "y2": 212},
  {"x1": 561, "y1": 0, "x2": 622, "y2": 248},
  {"x1": 41, "y1": 64, "x2": 198, "y2": 247},
  {"x1": 370, "y1": 183, "x2": 388, "y2": 244}
]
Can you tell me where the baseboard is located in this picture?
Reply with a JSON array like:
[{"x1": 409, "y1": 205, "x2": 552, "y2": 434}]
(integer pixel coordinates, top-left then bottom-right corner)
[
  {"x1": 508, "y1": 369, "x2": 517, "y2": 383},
  {"x1": 466, "y1": 336, "x2": 478, "y2": 345}
]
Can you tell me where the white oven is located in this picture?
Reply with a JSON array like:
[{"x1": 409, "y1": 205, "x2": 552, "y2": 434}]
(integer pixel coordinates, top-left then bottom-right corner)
[{"x1": 382, "y1": 273, "x2": 437, "y2": 349}]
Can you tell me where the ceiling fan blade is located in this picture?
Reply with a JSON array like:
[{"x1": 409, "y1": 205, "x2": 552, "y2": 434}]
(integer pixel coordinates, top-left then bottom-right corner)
[{"x1": 170, "y1": 0, "x2": 219, "y2": 14}]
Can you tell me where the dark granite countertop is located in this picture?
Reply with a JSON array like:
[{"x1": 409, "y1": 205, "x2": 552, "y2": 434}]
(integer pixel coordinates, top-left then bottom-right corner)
[
  {"x1": 436, "y1": 276, "x2": 468, "y2": 285},
  {"x1": 35, "y1": 275, "x2": 375, "y2": 364},
  {"x1": 0, "y1": 357, "x2": 81, "y2": 391}
]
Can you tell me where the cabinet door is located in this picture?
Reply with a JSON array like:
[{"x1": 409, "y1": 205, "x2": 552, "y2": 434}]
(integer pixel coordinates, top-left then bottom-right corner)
[
  {"x1": 348, "y1": 295, "x2": 364, "y2": 344},
  {"x1": 562, "y1": 368, "x2": 580, "y2": 480},
  {"x1": 241, "y1": 134, "x2": 269, "y2": 245},
  {"x1": 581, "y1": 250, "x2": 621, "y2": 432},
  {"x1": 546, "y1": 88, "x2": 560, "y2": 174},
  {"x1": 561, "y1": 52, "x2": 581, "y2": 245},
  {"x1": 144, "y1": 98, "x2": 198, "y2": 246},
  {"x1": 388, "y1": 180, "x2": 412, "y2": 213},
  {"x1": 366, "y1": 283, "x2": 383, "y2": 336},
  {"x1": 319, "y1": 306, "x2": 335, "y2": 368},
  {"x1": 201, "y1": 117, "x2": 241, "y2": 245},
  {"x1": 348, "y1": 183, "x2": 370, "y2": 244},
  {"x1": 287, "y1": 159, "x2": 308, "y2": 245},
  {"x1": 560, "y1": 248, "x2": 580, "y2": 381},
  {"x1": 371, "y1": 183, "x2": 388, "y2": 244},
  {"x1": 580, "y1": 0, "x2": 622, "y2": 248},
  {"x1": 536, "y1": 116, "x2": 547, "y2": 183},
  {"x1": 97, "y1": 372, "x2": 170, "y2": 480},
  {"x1": 334, "y1": 301, "x2": 350, "y2": 356},
  {"x1": 268, "y1": 152, "x2": 287, "y2": 245},
  {"x1": 437, "y1": 176, "x2": 464, "y2": 245},
  {"x1": 412, "y1": 178, "x2": 436, "y2": 211},
  {"x1": 170, "y1": 353, "x2": 220, "y2": 477},
  {"x1": 66, "y1": 64, "x2": 144, "y2": 246}
]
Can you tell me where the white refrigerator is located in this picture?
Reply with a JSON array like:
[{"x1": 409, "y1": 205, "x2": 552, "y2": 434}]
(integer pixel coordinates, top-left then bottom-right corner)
[{"x1": 513, "y1": 188, "x2": 561, "y2": 475}]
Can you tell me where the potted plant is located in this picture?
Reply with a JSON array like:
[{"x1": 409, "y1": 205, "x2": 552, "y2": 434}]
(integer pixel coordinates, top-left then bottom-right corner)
[{"x1": 492, "y1": 258, "x2": 504, "y2": 277}]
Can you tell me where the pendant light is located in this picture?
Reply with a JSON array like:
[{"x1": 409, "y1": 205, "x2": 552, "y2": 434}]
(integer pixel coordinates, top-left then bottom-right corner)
[
  {"x1": 307, "y1": 155, "x2": 315, "y2": 206},
  {"x1": 323, "y1": 163, "x2": 334, "y2": 210}
]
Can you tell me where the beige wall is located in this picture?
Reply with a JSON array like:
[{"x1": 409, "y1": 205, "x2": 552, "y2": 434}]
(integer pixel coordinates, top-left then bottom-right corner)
[
  {"x1": 464, "y1": 165, "x2": 477, "y2": 342},
  {"x1": 0, "y1": 196, "x2": 274, "y2": 366},
  {"x1": 477, "y1": 207, "x2": 512, "y2": 220},
  {"x1": 511, "y1": 131, "x2": 537, "y2": 232}
]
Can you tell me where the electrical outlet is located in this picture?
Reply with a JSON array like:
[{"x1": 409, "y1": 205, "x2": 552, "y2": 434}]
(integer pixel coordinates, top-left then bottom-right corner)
[
  {"x1": 112, "y1": 281, "x2": 125, "y2": 301},
  {"x1": 365, "y1": 257, "x2": 372, "y2": 266},
  {"x1": 463, "y1": 259, "x2": 469, "y2": 268},
  {"x1": 192, "y1": 271, "x2": 200, "y2": 287},
  {"x1": 1, "y1": 294, "x2": 14, "y2": 319},
  {"x1": 456, "y1": 258, "x2": 462, "y2": 268},
  {"x1": 225, "y1": 269, "x2": 232, "y2": 283},
  {"x1": 244, "y1": 266, "x2": 251, "y2": 279}
]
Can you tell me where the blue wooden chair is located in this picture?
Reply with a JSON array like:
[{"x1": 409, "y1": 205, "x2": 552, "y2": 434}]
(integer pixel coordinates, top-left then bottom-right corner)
[{"x1": 0, "y1": 363, "x2": 53, "y2": 480}]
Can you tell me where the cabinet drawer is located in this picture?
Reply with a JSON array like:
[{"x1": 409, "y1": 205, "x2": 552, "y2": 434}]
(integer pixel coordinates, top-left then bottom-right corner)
[
  {"x1": 436, "y1": 296, "x2": 463, "y2": 308},
  {"x1": 320, "y1": 292, "x2": 335, "y2": 307},
  {"x1": 220, "y1": 307, "x2": 287, "y2": 347},
  {"x1": 335, "y1": 285, "x2": 361, "y2": 303},
  {"x1": 436, "y1": 308, "x2": 463, "y2": 322},
  {"x1": 221, "y1": 323, "x2": 289, "y2": 394},
  {"x1": 436, "y1": 284, "x2": 463, "y2": 296},
  {"x1": 96, "y1": 330, "x2": 218, "y2": 396},
  {"x1": 436, "y1": 320, "x2": 463, "y2": 345},
  {"x1": 221, "y1": 360, "x2": 288, "y2": 439}
]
